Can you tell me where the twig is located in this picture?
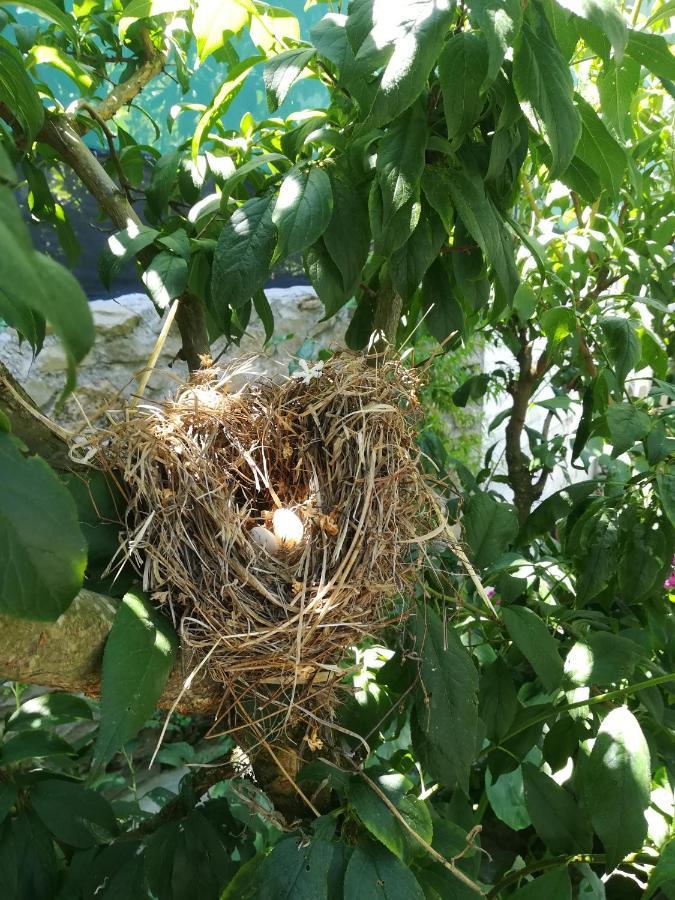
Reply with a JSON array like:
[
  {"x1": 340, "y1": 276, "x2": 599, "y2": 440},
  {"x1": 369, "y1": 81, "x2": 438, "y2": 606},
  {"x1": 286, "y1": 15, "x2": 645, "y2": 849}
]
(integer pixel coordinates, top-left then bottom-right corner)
[{"x1": 76, "y1": 102, "x2": 133, "y2": 204}]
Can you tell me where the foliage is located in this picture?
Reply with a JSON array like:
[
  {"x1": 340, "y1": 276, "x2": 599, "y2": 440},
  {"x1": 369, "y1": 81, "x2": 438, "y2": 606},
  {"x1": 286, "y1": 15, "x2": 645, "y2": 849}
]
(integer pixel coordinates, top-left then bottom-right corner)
[{"x1": 0, "y1": 0, "x2": 673, "y2": 897}]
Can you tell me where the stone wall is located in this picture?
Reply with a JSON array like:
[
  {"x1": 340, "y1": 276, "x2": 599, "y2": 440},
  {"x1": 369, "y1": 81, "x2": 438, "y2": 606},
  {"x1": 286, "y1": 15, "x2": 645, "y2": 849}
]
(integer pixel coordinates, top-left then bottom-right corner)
[{"x1": 0, "y1": 287, "x2": 349, "y2": 430}]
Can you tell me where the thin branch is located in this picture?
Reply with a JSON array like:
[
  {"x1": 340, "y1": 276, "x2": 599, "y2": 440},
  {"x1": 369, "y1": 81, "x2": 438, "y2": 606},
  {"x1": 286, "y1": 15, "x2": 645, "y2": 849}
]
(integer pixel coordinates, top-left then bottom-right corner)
[{"x1": 76, "y1": 102, "x2": 134, "y2": 205}]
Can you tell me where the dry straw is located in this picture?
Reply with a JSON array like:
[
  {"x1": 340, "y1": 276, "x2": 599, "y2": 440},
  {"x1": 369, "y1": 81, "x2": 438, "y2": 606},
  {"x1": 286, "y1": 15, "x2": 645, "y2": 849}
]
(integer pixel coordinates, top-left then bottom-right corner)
[{"x1": 96, "y1": 351, "x2": 449, "y2": 738}]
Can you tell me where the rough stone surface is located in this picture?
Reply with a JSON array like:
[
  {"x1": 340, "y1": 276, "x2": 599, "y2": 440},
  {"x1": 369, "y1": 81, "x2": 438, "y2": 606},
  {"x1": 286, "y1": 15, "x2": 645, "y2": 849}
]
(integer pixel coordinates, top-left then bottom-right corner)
[{"x1": 0, "y1": 287, "x2": 349, "y2": 429}]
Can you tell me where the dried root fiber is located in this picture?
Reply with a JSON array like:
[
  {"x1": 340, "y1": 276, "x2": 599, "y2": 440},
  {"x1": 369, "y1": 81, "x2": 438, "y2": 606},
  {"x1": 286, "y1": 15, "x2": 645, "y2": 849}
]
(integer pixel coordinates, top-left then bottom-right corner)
[{"x1": 98, "y1": 352, "x2": 439, "y2": 737}]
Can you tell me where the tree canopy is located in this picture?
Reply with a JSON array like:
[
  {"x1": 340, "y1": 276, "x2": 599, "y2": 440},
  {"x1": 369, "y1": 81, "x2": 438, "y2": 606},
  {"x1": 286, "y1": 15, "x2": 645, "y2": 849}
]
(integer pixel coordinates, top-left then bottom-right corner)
[{"x1": 0, "y1": 0, "x2": 673, "y2": 897}]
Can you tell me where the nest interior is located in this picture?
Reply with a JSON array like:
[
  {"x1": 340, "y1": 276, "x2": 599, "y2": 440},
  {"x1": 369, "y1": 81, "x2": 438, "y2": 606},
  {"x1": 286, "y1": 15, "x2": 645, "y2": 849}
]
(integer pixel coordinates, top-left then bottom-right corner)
[{"x1": 101, "y1": 352, "x2": 436, "y2": 736}]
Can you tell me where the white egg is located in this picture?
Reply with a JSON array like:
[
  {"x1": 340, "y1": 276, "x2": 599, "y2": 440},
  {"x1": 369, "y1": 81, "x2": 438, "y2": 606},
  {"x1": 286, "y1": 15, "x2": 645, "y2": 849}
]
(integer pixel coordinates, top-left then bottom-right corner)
[
  {"x1": 272, "y1": 508, "x2": 304, "y2": 547},
  {"x1": 249, "y1": 526, "x2": 280, "y2": 556}
]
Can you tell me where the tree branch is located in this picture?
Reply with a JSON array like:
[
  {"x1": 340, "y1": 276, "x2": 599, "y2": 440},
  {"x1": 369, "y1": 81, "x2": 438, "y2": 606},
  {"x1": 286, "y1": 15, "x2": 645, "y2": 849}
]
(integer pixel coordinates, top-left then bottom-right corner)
[
  {"x1": 371, "y1": 276, "x2": 402, "y2": 351},
  {"x1": 0, "y1": 589, "x2": 221, "y2": 713},
  {"x1": 94, "y1": 30, "x2": 165, "y2": 124}
]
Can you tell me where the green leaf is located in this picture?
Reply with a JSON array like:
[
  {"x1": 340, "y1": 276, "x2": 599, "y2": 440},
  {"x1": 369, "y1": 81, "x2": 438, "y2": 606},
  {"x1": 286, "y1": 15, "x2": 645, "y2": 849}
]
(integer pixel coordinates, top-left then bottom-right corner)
[
  {"x1": 463, "y1": 491, "x2": 518, "y2": 569},
  {"x1": 0, "y1": 433, "x2": 86, "y2": 620},
  {"x1": 347, "y1": 0, "x2": 454, "y2": 126},
  {"x1": 377, "y1": 102, "x2": 427, "y2": 227},
  {"x1": 606, "y1": 402, "x2": 650, "y2": 454},
  {"x1": 192, "y1": 0, "x2": 248, "y2": 62},
  {"x1": 421, "y1": 258, "x2": 465, "y2": 345},
  {"x1": 273, "y1": 166, "x2": 333, "y2": 258},
  {"x1": 1, "y1": 0, "x2": 77, "y2": 41},
  {"x1": 645, "y1": 838, "x2": 675, "y2": 899},
  {"x1": 390, "y1": 208, "x2": 446, "y2": 301},
  {"x1": 513, "y1": 283, "x2": 538, "y2": 324},
  {"x1": 479, "y1": 657, "x2": 519, "y2": 741},
  {"x1": 413, "y1": 607, "x2": 479, "y2": 792},
  {"x1": 192, "y1": 56, "x2": 259, "y2": 160},
  {"x1": 597, "y1": 56, "x2": 641, "y2": 138},
  {"x1": 343, "y1": 840, "x2": 425, "y2": 900},
  {"x1": 30, "y1": 780, "x2": 117, "y2": 849},
  {"x1": 574, "y1": 95, "x2": 626, "y2": 197},
  {"x1": 554, "y1": 0, "x2": 627, "y2": 61},
  {"x1": 625, "y1": 29, "x2": 675, "y2": 82},
  {"x1": 0, "y1": 37, "x2": 44, "y2": 142},
  {"x1": 452, "y1": 373, "x2": 491, "y2": 408},
  {"x1": 513, "y1": 6, "x2": 581, "y2": 177},
  {"x1": 147, "y1": 150, "x2": 180, "y2": 217},
  {"x1": 470, "y1": 0, "x2": 523, "y2": 84},
  {"x1": 305, "y1": 240, "x2": 350, "y2": 318},
  {"x1": 0, "y1": 784, "x2": 17, "y2": 824},
  {"x1": 264, "y1": 48, "x2": 316, "y2": 112},
  {"x1": 211, "y1": 194, "x2": 277, "y2": 321},
  {"x1": 501, "y1": 606, "x2": 564, "y2": 693},
  {"x1": 322, "y1": 171, "x2": 370, "y2": 298},
  {"x1": 509, "y1": 868, "x2": 572, "y2": 900},
  {"x1": 584, "y1": 707, "x2": 651, "y2": 870},
  {"x1": 439, "y1": 33, "x2": 489, "y2": 140},
  {"x1": 142, "y1": 250, "x2": 188, "y2": 309},
  {"x1": 540, "y1": 306, "x2": 576, "y2": 345},
  {"x1": 564, "y1": 633, "x2": 642, "y2": 686},
  {"x1": 0, "y1": 731, "x2": 74, "y2": 765},
  {"x1": 599, "y1": 317, "x2": 640, "y2": 387},
  {"x1": 8, "y1": 693, "x2": 92, "y2": 732},
  {"x1": 348, "y1": 775, "x2": 432, "y2": 862},
  {"x1": 442, "y1": 161, "x2": 519, "y2": 307},
  {"x1": 0, "y1": 217, "x2": 45, "y2": 348},
  {"x1": 220, "y1": 153, "x2": 288, "y2": 201},
  {"x1": 657, "y1": 473, "x2": 675, "y2": 528},
  {"x1": 92, "y1": 591, "x2": 177, "y2": 767},
  {"x1": 486, "y1": 764, "x2": 531, "y2": 829},
  {"x1": 118, "y1": 0, "x2": 190, "y2": 39},
  {"x1": 250, "y1": 5, "x2": 300, "y2": 53},
  {"x1": 254, "y1": 832, "x2": 334, "y2": 899},
  {"x1": 252, "y1": 289, "x2": 274, "y2": 343},
  {"x1": 99, "y1": 224, "x2": 159, "y2": 288},
  {"x1": 522, "y1": 763, "x2": 592, "y2": 853}
]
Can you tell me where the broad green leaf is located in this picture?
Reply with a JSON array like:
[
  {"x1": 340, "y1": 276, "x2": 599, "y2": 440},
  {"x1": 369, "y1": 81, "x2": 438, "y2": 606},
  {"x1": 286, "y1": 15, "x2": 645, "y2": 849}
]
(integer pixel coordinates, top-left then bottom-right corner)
[
  {"x1": 252, "y1": 289, "x2": 274, "y2": 343},
  {"x1": 554, "y1": 0, "x2": 627, "y2": 61},
  {"x1": 0, "y1": 433, "x2": 86, "y2": 620},
  {"x1": 142, "y1": 250, "x2": 188, "y2": 309},
  {"x1": 470, "y1": 0, "x2": 523, "y2": 84},
  {"x1": 413, "y1": 607, "x2": 479, "y2": 792},
  {"x1": 625, "y1": 29, "x2": 675, "y2": 82},
  {"x1": 348, "y1": 775, "x2": 432, "y2": 862},
  {"x1": 569, "y1": 504, "x2": 620, "y2": 603},
  {"x1": 119, "y1": 0, "x2": 190, "y2": 38},
  {"x1": 30, "y1": 780, "x2": 117, "y2": 849},
  {"x1": 8, "y1": 693, "x2": 93, "y2": 732},
  {"x1": 99, "y1": 224, "x2": 159, "y2": 288},
  {"x1": 540, "y1": 306, "x2": 576, "y2": 345},
  {"x1": 597, "y1": 56, "x2": 641, "y2": 138},
  {"x1": 193, "y1": 0, "x2": 248, "y2": 61},
  {"x1": 657, "y1": 473, "x2": 675, "y2": 528},
  {"x1": 211, "y1": 194, "x2": 277, "y2": 321},
  {"x1": 31, "y1": 254, "x2": 95, "y2": 396},
  {"x1": 348, "y1": 0, "x2": 454, "y2": 126},
  {"x1": 28, "y1": 45, "x2": 92, "y2": 89},
  {"x1": 343, "y1": 840, "x2": 425, "y2": 900},
  {"x1": 522, "y1": 763, "x2": 592, "y2": 853},
  {"x1": 564, "y1": 633, "x2": 642, "y2": 686},
  {"x1": 305, "y1": 240, "x2": 350, "y2": 318},
  {"x1": 264, "y1": 48, "x2": 316, "y2": 112},
  {"x1": 513, "y1": 6, "x2": 581, "y2": 176},
  {"x1": 584, "y1": 707, "x2": 651, "y2": 869},
  {"x1": 0, "y1": 811, "x2": 58, "y2": 898},
  {"x1": 606, "y1": 402, "x2": 650, "y2": 454},
  {"x1": 310, "y1": 12, "x2": 355, "y2": 74},
  {"x1": 254, "y1": 832, "x2": 334, "y2": 899},
  {"x1": 191, "y1": 56, "x2": 259, "y2": 160},
  {"x1": 0, "y1": 216, "x2": 45, "y2": 348},
  {"x1": 0, "y1": 37, "x2": 44, "y2": 142},
  {"x1": 513, "y1": 283, "x2": 538, "y2": 324},
  {"x1": 0, "y1": 784, "x2": 16, "y2": 824},
  {"x1": 501, "y1": 606, "x2": 564, "y2": 693},
  {"x1": 250, "y1": 5, "x2": 300, "y2": 53},
  {"x1": 0, "y1": 731, "x2": 74, "y2": 765},
  {"x1": 509, "y1": 868, "x2": 572, "y2": 899},
  {"x1": 439, "y1": 33, "x2": 489, "y2": 140},
  {"x1": 322, "y1": 170, "x2": 370, "y2": 298},
  {"x1": 599, "y1": 316, "x2": 640, "y2": 387},
  {"x1": 377, "y1": 102, "x2": 427, "y2": 227},
  {"x1": 574, "y1": 96, "x2": 626, "y2": 197},
  {"x1": 147, "y1": 150, "x2": 180, "y2": 216},
  {"x1": 442, "y1": 160, "x2": 519, "y2": 307},
  {"x1": 421, "y1": 257, "x2": 465, "y2": 345},
  {"x1": 452, "y1": 373, "x2": 491, "y2": 407},
  {"x1": 220, "y1": 152, "x2": 288, "y2": 201},
  {"x1": 463, "y1": 491, "x2": 518, "y2": 568},
  {"x1": 645, "y1": 838, "x2": 675, "y2": 899},
  {"x1": 0, "y1": 0, "x2": 77, "y2": 41},
  {"x1": 479, "y1": 657, "x2": 519, "y2": 741},
  {"x1": 92, "y1": 591, "x2": 176, "y2": 767},
  {"x1": 390, "y1": 208, "x2": 446, "y2": 300},
  {"x1": 273, "y1": 166, "x2": 333, "y2": 258}
]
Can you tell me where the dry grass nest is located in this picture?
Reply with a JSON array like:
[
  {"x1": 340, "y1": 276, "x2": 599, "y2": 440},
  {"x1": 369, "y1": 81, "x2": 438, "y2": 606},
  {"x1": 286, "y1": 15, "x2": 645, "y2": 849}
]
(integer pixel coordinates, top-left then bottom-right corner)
[{"x1": 97, "y1": 351, "x2": 445, "y2": 736}]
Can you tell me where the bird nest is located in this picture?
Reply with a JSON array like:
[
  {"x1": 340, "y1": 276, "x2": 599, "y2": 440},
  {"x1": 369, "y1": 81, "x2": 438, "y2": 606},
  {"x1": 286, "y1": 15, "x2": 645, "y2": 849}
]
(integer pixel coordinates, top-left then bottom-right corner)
[{"x1": 98, "y1": 352, "x2": 441, "y2": 736}]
